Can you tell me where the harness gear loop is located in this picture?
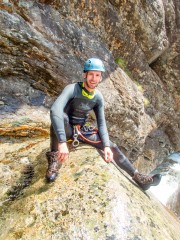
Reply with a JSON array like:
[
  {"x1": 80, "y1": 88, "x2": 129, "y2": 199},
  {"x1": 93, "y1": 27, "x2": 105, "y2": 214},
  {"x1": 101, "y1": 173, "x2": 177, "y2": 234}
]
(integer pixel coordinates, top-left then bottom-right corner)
[
  {"x1": 75, "y1": 125, "x2": 101, "y2": 144},
  {"x1": 82, "y1": 125, "x2": 96, "y2": 132},
  {"x1": 72, "y1": 124, "x2": 102, "y2": 147}
]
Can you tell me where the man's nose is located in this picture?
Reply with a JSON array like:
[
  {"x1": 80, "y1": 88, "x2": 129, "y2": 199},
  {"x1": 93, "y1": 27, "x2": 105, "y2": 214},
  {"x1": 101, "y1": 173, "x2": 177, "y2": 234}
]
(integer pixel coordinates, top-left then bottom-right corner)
[{"x1": 91, "y1": 75, "x2": 96, "y2": 80}]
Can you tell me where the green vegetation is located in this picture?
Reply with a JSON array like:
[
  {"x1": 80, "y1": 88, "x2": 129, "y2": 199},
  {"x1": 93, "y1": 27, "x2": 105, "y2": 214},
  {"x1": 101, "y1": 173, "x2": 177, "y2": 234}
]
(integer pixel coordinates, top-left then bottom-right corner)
[
  {"x1": 143, "y1": 97, "x2": 150, "y2": 107},
  {"x1": 115, "y1": 57, "x2": 132, "y2": 77},
  {"x1": 115, "y1": 57, "x2": 150, "y2": 108},
  {"x1": 134, "y1": 81, "x2": 151, "y2": 107},
  {"x1": 115, "y1": 57, "x2": 127, "y2": 69},
  {"x1": 134, "y1": 81, "x2": 144, "y2": 93}
]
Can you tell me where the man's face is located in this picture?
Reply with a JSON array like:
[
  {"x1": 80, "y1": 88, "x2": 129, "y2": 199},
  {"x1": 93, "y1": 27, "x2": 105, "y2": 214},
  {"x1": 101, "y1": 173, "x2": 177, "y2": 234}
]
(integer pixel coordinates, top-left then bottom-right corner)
[{"x1": 84, "y1": 71, "x2": 102, "y2": 90}]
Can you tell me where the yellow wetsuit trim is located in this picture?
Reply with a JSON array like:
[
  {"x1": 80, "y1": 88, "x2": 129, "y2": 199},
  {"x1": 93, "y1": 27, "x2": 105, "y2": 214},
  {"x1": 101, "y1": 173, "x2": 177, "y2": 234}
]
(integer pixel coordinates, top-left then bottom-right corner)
[{"x1": 81, "y1": 82, "x2": 95, "y2": 99}]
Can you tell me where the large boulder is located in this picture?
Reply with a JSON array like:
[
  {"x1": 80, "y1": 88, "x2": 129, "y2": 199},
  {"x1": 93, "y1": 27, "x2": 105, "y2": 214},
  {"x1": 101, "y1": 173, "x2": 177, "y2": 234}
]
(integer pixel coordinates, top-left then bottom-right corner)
[{"x1": 0, "y1": 137, "x2": 180, "y2": 240}]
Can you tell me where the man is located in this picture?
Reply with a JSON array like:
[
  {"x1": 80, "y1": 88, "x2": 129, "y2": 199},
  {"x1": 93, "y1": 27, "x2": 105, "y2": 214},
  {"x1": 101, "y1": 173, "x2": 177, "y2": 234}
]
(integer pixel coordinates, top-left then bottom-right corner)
[{"x1": 46, "y1": 58, "x2": 161, "y2": 190}]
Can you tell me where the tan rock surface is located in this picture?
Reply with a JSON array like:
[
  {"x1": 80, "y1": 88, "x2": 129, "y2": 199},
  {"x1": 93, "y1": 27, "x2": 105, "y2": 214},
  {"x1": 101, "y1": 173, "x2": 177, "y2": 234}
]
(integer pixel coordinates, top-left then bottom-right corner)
[{"x1": 0, "y1": 138, "x2": 180, "y2": 240}]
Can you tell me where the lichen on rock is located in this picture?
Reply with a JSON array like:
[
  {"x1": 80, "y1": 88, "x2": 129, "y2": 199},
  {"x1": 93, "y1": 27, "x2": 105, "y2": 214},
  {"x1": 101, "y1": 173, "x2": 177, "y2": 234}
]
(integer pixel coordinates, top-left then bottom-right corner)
[{"x1": 0, "y1": 141, "x2": 180, "y2": 240}]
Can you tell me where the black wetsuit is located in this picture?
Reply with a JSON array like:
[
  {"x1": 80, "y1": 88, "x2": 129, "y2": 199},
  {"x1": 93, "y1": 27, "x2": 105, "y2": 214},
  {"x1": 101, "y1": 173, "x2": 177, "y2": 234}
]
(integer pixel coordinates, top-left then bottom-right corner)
[{"x1": 50, "y1": 82, "x2": 136, "y2": 176}]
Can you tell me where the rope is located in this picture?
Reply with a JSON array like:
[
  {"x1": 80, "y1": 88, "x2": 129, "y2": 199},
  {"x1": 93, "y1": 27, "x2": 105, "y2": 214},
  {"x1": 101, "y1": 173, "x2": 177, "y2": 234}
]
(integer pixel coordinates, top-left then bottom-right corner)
[{"x1": 72, "y1": 125, "x2": 101, "y2": 147}]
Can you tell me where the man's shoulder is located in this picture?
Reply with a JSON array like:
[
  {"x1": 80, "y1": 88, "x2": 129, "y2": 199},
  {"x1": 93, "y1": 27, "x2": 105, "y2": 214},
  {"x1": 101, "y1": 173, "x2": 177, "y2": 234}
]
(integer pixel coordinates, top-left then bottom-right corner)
[
  {"x1": 95, "y1": 88, "x2": 104, "y2": 99},
  {"x1": 93, "y1": 89, "x2": 104, "y2": 106},
  {"x1": 63, "y1": 82, "x2": 79, "y2": 92},
  {"x1": 65, "y1": 82, "x2": 78, "y2": 88}
]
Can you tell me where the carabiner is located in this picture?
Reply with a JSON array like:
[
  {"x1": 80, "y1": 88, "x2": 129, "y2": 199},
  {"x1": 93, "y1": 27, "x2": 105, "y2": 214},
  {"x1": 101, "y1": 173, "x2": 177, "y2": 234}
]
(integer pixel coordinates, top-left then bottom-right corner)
[{"x1": 72, "y1": 133, "x2": 79, "y2": 147}]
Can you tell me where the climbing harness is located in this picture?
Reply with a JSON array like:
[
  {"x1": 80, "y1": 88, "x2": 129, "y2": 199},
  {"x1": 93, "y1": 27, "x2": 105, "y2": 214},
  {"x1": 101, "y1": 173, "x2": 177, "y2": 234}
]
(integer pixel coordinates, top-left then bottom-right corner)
[{"x1": 72, "y1": 124, "x2": 102, "y2": 147}]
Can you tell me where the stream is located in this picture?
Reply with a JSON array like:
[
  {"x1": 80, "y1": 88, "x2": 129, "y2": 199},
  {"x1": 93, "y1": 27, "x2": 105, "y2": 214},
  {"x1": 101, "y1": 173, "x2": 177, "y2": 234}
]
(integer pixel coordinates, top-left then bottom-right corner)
[{"x1": 150, "y1": 151, "x2": 180, "y2": 218}]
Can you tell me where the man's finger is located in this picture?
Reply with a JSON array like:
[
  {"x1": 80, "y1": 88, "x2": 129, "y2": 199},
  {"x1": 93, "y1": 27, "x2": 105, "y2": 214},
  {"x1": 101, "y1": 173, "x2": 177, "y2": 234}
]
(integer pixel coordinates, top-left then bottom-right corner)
[
  {"x1": 60, "y1": 153, "x2": 69, "y2": 162},
  {"x1": 105, "y1": 155, "x2": 110, "y2": 163},
  {"x1": 104, "y1": 152, "x2": 108, "y2": 162},
  {"x1": 107, "y1": 153, "x2": 113, "y2": 162},
  {"x1": 109, "y1": 154, "x2": 113, "y2": 162},
  {"x1": 58, "y1": 153, "x2": 65, "y2": 161},
  {"x1": 63, "y1": 153, "x2": 69, "y2": 161},
  {"x1": 58, "y1": 153, "x2": 62, "y2": 160}
]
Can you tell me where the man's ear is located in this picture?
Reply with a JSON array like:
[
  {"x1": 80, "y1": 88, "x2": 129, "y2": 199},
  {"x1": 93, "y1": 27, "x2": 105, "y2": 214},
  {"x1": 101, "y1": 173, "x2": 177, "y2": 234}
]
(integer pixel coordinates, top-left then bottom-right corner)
[{"x1": 83, "y1": 72, "x2": 87, "y2": 79}]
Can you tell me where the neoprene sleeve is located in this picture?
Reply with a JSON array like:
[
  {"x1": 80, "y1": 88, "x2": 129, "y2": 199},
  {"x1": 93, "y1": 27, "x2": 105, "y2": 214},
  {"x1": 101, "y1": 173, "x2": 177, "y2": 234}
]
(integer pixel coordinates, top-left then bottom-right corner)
[{"x1": 50, "y1": 83, "x2": 110, "y2": 147}]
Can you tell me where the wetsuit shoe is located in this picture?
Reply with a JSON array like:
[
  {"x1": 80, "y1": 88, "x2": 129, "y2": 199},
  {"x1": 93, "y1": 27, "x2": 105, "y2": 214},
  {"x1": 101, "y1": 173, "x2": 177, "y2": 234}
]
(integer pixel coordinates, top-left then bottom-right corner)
[
  {"x1": 46, "y1": 151, "x2": 62, "y2": 182},
  {"x1": 132, "y1": 172, "x2": 162, "y2": 191}
]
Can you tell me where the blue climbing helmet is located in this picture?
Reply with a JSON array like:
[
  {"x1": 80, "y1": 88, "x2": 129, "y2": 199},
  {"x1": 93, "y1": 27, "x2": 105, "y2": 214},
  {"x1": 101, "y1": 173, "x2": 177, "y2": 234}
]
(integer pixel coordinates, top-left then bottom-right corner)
[{"x1": 83, "y1": 58, "x2": 105, "y2": 72}]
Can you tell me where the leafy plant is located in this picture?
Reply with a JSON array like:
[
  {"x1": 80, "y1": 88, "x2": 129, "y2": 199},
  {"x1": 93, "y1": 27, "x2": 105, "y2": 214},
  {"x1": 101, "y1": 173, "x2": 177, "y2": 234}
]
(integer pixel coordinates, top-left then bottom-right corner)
[{"x1": 115, "y1": 57, "x2": 132, "y2": 77}]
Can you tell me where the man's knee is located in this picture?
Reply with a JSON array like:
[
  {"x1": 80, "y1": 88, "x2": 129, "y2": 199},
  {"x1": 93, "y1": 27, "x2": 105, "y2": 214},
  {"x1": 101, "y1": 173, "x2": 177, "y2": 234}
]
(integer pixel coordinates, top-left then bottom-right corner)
[{"x1": 110, "y1": 142, "x2": 127, "y2": 160}]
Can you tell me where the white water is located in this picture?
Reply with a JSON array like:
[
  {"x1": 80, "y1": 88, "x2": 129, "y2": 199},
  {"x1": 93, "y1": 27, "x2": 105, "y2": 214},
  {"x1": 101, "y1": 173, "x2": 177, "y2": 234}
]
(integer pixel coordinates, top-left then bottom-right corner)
[{"x1": 150, "y1": 152, "x2": 180, "y2": 206}]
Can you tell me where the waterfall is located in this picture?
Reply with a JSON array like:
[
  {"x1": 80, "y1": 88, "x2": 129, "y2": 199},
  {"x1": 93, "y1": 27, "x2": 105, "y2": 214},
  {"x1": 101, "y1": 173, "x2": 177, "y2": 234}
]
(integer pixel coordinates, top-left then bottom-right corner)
[{"x1": 150, "y1": 151, "x2": 180, "y2": 218}]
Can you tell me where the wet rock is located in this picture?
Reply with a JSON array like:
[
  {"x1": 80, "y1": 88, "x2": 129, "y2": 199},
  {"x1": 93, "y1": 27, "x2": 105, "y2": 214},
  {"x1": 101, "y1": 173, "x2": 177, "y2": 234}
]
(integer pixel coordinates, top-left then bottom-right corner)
[
  {"x1": 149, "y1": 153, "x2": 180, "y2": 219},
  {"x1": 6, "y1": 164, "x2": 34, "y2": 201},
  {"x1": 167, "y1": 184, "x2": 180, "y2": 219}
]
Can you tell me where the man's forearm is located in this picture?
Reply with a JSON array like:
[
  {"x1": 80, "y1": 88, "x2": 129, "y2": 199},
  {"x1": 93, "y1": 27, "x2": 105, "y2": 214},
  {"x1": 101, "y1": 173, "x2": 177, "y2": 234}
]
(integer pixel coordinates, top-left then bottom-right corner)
[{"x1": 50, "y1": 114, "x2": 67, "y2": 142}]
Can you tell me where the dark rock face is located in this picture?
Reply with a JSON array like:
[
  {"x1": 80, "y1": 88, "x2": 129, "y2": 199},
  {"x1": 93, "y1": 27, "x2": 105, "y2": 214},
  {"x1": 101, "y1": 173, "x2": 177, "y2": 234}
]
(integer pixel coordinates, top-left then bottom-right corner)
[{"x1": 0, "y1": 0, "x2": 179, "y2": 170}]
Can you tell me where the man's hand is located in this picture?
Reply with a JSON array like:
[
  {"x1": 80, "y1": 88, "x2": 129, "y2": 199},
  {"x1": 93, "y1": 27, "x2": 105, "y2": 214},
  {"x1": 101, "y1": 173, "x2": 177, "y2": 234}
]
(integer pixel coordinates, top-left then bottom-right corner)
[
  {"x1": 58, "y1": 142, "x2": 69, "y2": 163},
  {"x1": 104, "y1": 146, "x2": 113, "y2": 163}
]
